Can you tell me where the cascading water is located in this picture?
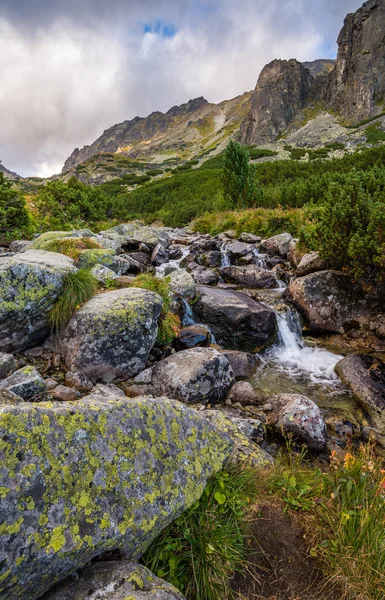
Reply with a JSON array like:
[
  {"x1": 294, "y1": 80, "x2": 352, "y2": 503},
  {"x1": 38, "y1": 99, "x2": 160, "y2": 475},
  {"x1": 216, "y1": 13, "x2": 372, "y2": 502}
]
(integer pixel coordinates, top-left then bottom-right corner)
[
  {"x1": 267, "y1": 309, "x2": 343, "y2": 383},
  {"x1": 252, "y1": 248, "x2": 269, "y2": 270},
  {"x1": 156, "y1": 246, "x2": 190, "y2": 278},
  {"x1": 180, "y1": 297, "x2": 196, "y2": 326},
  {"x1": 220, "y1": 243, "x2": 231, "y2": 267}
]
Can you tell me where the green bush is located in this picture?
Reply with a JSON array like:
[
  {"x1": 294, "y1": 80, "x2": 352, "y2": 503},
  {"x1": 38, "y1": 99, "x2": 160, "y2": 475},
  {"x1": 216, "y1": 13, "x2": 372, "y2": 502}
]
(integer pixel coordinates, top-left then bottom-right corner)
[
  {"x1": 222, "y1": 141, "x2": 259, "y2": 209},
  {"x1": 50, "y1": 269, "x2": 97, "y2": 331},
  {"x1": 0, "y1": 173, "x2": 30, "y2": 242},
  {"x1": 365, "y1": 123, "x2": 385, "y2": 144},
  {"x1": 143, "y1": 465, "x2": 257, "y2": 600}
]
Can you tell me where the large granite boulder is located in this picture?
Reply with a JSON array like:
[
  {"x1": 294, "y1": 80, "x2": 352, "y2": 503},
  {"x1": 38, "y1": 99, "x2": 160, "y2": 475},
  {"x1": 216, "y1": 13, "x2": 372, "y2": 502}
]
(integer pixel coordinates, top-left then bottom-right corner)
[
  {"x1": 218, "y1": 266, "x2": 278, "y2": 289},
  {"x1": 287, "y1": 271, "x2": 362, "y2": 333},
  {"x1": 335, "y1": 354, "x2": 385, "y2": 439},
  {"x1": 268, "y1": 394, "x2": 327, "y2": 451},
  {"x1": 0, "y1": 250, "x2": 76, "y2": 353},
  {"x1": 61, "y1": 288, "x2": 162, "y2": 382},
  {"x1": 0, "y1": 390, "x2": 232, "y2": 599},
  {"x1": 150, "y1": 347, "x2": 234, "y2": 404},
  {"x1": 42, "y1": 560, "x2": 187, "y2": 600},
  {"x1": 168, "y1": 269, "x2": 196, "y2": 301},
  {"x1": 195, "y1": 286, "x2": 277, "y2": 352}
]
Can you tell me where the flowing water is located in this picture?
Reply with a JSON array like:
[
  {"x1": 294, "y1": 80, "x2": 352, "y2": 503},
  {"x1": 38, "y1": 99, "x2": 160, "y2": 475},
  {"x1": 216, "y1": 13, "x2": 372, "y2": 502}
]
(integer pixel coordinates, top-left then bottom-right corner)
[{"x1": 156, "y1": 245, "x2": 190, "y2": 278}]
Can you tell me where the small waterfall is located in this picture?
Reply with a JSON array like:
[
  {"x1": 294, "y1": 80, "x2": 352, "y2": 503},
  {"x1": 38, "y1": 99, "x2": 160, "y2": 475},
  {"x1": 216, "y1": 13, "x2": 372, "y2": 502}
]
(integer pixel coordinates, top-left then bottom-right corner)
[
  {"x1": 252, "y1": 248, "x2": 269, "y2": 269},
  {"x1": 268, "y1": 309, "x2": 342, "y2": 383},
  {"x1": 180, "y1": 297, "x2": 196, "y2": 326},
  {"x1": 220, "y1": 243, "x2": 231, "y2": 267},
  {"x1": 156, "y1": 246, "x2": 190, "y2": 278}
]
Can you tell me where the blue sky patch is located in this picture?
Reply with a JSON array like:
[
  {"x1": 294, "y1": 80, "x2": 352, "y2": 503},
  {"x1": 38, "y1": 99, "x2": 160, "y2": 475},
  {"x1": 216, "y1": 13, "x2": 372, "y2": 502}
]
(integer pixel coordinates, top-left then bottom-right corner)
[{"x1": 143, "y1": 20, "x2": 177, "y2": 38}]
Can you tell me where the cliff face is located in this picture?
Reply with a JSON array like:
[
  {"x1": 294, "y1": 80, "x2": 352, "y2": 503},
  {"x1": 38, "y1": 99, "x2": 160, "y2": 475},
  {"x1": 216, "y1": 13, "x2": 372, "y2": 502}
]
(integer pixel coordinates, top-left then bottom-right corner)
[
  {"x1": 239, "y1": 59, "x2": 314, "y2": 145},
  {"x1": 0, "y1": 161, "x2": 19, "y2": 179},
  {"x1": 327, "y1": 0, "x2": 385, "y2": 122}
]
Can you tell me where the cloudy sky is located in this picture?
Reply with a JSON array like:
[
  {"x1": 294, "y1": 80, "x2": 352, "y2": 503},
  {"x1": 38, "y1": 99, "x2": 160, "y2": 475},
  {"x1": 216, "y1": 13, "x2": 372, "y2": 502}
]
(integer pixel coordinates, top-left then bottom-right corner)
[{"x1": 0, "y1": 0, "x2": 362, "y2": 177}]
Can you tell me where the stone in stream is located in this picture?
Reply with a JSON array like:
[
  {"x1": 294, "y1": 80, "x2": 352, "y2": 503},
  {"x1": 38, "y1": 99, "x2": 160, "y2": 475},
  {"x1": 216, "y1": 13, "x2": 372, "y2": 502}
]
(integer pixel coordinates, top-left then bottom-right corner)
[
  {"x1": 287, "y1": 270, "x2": 363, "y2": 333},
  {"x1": 151, "y1": 243, "x2": 169, "y2": 266},
  {"x1": 60, "y1": 288, "x2": 162, "y2": 383},
  {"x1": 261, "y1": 233, "x2": 293, "y2": 257},
  {"x1": 195, "y1": 286, "x2": 277, "y2": 352},
  {"x1": 267, "y1": 394, "x2": 327, "y2": 451},
  {"x1": 218, "y1": 265, "x2": 278, "y2": 289},
  {"x1": 0, "y1": 250, "x2": 76, "y2": 353},
  {"x1": 335, "y1": 354, "x2": 385, "y2": 440},
  {"x1": 196, "y1": 250, "x2": 222, "y2": 268},
  {"x1": 175, "y1": 324, "x2": 211, "y2": 350},
  {"x1": 0, "y1": 365, "x2": 47, "y2": 400},
  {"x1": 225, "y1": 241, "x2": 257, "y2": 261},
  {"x1": 0, "y1": 390, "x2": 232, "y2": 599},
  {"x1": 221, "y1": 350, "x2": 260, "y2": 380},
  {"x1": 41, "y1": 560, "x2": 187, "y2": 600},
  {"x1": 188, "y1": 263, "x2": 219, "y2": 286},
  {"x1": 295, "y1": 252, "x2": 326, "y2": 277},
  {"x1": 168, "y1": 268, "x2": 196, "y2": 301},
  {"x1": 150, "y1": 347, "x2": 234, "y2": 404}
]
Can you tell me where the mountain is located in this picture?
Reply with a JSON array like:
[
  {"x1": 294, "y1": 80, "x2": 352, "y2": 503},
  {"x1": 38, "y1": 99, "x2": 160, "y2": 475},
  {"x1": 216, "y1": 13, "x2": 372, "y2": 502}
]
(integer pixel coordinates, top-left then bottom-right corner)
[
  {"x1": 0, "y1": 160, "x2": 19, "y2": 179},
  {"x1": 62, "y1": 0, "x2": 385, "y2": 179}
]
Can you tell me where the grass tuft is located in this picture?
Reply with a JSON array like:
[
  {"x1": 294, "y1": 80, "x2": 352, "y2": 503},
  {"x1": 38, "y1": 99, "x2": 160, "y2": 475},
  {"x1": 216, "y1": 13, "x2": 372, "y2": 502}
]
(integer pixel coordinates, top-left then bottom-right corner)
[
  {"x1": 142, "y1": 465, "x2": 257, "y2": 600},
  {"x1": 40, "y1": 237, "x2": 102, "y2": 259},
  {"x1": 50, "y1": 269, "x2": 97, "y2": 331}
]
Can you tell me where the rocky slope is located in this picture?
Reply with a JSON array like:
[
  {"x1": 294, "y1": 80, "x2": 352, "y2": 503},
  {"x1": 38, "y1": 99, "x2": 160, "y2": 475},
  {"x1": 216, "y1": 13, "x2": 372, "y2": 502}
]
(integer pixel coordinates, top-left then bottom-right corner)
[
  {"x1": 0, "y1": 160, "x2": 19, "y2": 179},
  {"x1": 61, "y1": 0, "x2": 385, "y2": 179}
]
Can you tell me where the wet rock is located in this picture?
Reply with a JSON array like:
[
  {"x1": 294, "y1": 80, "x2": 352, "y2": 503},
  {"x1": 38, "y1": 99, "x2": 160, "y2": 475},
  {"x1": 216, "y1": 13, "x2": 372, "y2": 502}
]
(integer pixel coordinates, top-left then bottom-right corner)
[
  {"x1": 169, "y1": 246, "x2": 183, "y2": 260},
  {"x1": 195, "y1": 286, "x2": 277, "y2": 352},
  {"x1": 197, "y1": 251, "x2": 222, "y2": 268},
  {"x1": 221, "y1": 350, "x2": 260, "y2": 379},
  {"x1": 261, "y1": 233, "x2": 293, "y2": 257},
  {"x1": 218, "y1": 266, "x2": 278, "y2": 289},
  {"x1": 335, "y1": 354, "x2": 385, "y2": 439},
  {"x1": 226, "y1": 241, "x2": 257, "y2": 261},
  {"x1": 227, "y1": 381, "x2": 259, "y2": 405},
  {"x1": 0, "y1": 365, "x2": 47, "y2": 400},
  {"x1": 296, "y1": 252, "x2": 326, "y2": 276},
  {"x1": 9, "y1": 240, "x2": 33, "y2": 253},
  {"x1": 0, "y1": 250, "x2": 76, "y2": 353},
  {"x1": 168, "y1": 269, "x2": 196, "y2": 301},
  {"x1": 50, "y1": 384, "x2": 81, "y2": 401},
  {"x1": 61, "y1": 288, "x2": 162, "y2": 383},
  {"x1": 0, "y1": 352, "x2": 16, "y2": 379},
  {"x1": 0, "y1": 390, "x2": 232, "y2": 599},
  {"x1": 0, "y1": 388, "x2": 23, "y2": 404},
  {"x1": 203, "y1": 410, "x2": 273, "y2": 467},
  {"x1": 239, "y1": 232, "x2": 261, "y2": 244},
  {"x1": 90, "y1": 264, "x2": 118, "y2": 284},
  {"x1": 189, "y1": 239, "x2": 219, "y2": 255},
  {"x1": 175, "y1": 325, "x2": 211, "y2": 350},
  {"x1": 151, "y1": 347, "x2": 234, "y2": 404},
  {"x1": 42, "y1": 560, "x2": 187, "y2": 600},
  {"x1": 151, "y1": 243, "x2": 170, "y2": 266},
  {"x1": 188, "y1": 264, "x2": 219, "y2": 286},
  {"x1": 65, "y1": 371, "x2": 94, "y2": 393},
  {"x1": 287, "y1": 270, "x2": 363, "y2": 333},
  {"x1": 268, "y1": 394, "x2": 327, "y2": 450}
]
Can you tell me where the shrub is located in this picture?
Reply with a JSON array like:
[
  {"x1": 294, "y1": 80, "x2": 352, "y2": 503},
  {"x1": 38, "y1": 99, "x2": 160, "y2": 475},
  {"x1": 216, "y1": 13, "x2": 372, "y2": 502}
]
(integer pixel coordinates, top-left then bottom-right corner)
[
  {"x1": 50, "y1": 269, "x2": 97, "y2": 331},
  {"x1": 143, "y1": 465, "x2": 257, "y2": 600},
  {"x1": 0, "y1": 173, "x2": 30, "y2": 242},
  {"x1": 222, "y1": 141, "x2": 258, "y2": 209},
  {"x1": 129, "y1": 274, "x2": 180, "y2": 345}
]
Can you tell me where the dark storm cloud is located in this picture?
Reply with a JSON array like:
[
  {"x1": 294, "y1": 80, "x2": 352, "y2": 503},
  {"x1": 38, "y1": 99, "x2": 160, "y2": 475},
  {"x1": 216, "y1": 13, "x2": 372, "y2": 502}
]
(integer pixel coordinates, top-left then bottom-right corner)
[{"x1": 0, "y1": 0, "x2": 362, "y2": 176}]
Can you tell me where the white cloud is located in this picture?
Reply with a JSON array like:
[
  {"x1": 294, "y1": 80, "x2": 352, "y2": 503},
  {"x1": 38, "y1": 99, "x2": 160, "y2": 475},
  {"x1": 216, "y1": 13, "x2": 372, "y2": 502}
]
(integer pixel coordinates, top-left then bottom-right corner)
[{"x1": 0, "y1": 0, "x2": 362, "y2": 176}]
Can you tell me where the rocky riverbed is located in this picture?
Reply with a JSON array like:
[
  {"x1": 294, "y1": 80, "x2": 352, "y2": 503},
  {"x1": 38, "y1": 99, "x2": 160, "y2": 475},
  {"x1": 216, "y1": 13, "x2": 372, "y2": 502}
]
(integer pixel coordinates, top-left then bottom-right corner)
[{"x1": 0, "y1": 222, "x2": 385, "y2": 599}]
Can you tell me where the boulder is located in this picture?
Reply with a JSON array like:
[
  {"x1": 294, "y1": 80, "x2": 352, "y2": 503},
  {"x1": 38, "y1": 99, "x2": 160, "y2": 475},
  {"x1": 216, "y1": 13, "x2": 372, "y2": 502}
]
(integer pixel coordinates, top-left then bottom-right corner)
[
  {"x1": 151, "y1": 347, "x2": 234, "y2": 404},
  {"x1": 0, "y1": 352, "x2": 16, "y2": 379},
  {"x1": 188, "y1": 264, "x2": 219, "y2": 286},
  {"x1": 42, "y1": 560, "x2": 187, "y2": 600},
  {"x1": 221, "y1": 350, "x2": 260, "y2": 379},
  {"x1": 288, "y1": 239, "x2": 302, "y2": 268},
  {"x1": 295, "y1": 252, "x2": 326, "y2": 276},
  {"x1": 227, "y1": 381, "x2": 259, "y2": 406},
  {"x1": 218, "y1": 266, "x2": 278, "y2": 289},
  {"x1": 151, "y1": 243, "x2": 169, "y2": 266},
  {"x1": 0, "y1": 365, "x2": 47, "y2": 400},
  {"x1": 196, "y1": 251, "x2": 222, "y2": 268},
  {"x1": 261, "y1": 233, "x2": 293, "y2": 257},
  {"x1": 95, "y1": 231, "x2": 127, "y2": 252},
  {"x1": 0, "y1": 391, "x2": 232, "y2": 599},
  {"x1": 64, "y1": 371, "x2": 94, "y2": 393},
  {"x1": 225, "y1": 241, "x2": 257, "y2": 261},
  {"x1": 175, "y1": 325, "x2": 211, "y2": 350},
  {"x1": 168, "y1": 269, "x2": 196, "y2": 301},
  {"x1": 9, "y1": 240, "x2": 33, "y2": 253},
  {"x1": 287, "y1": 270, "x2": 362, "y2": 333},
  {"x1": 90, "y1": 264, "x2": 118, "y2": 284},
  {"x1": 335, "y1": 354, "x2": 385, "y2": 438},
  {"x1": 239, "y1": 232, "x2": 261, "y2": 244},
  {"x1": 0, "y1": 250, "x2": 76, "y2": 352},
  {"x1": 268, "y1": 394, "x2": 327, "y2": 450},
  {"x1": 76, "y1": 249, "x2": 115, "y2": 270},
  {"x1": 61, "y1": 288, "x2": 162, "y2": 382},
  {"x1": 195, "y1": 286, "x2": 277, "y2": 352}
]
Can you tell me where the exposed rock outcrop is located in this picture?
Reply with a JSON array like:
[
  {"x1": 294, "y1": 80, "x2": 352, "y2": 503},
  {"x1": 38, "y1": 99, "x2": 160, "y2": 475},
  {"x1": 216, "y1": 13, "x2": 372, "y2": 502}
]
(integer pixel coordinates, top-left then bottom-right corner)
[{"x1": 0, "y1": 391, "x2": 232, "y2": 599}]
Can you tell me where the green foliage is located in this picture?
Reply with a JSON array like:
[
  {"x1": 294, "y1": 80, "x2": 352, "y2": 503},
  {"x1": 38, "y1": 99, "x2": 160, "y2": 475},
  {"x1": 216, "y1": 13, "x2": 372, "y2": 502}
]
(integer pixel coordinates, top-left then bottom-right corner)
[
  {"x1": 0, "y1": 173, "x2": 29, "y2": 242},
  {"x1": 365, "y1": 122, "x2": 385, "y2": 144},
  {"x1": 38, "y1": 237, "x2": 102, "y2": 259},
  {"x1": 143, "y1": 465, "x2": 257, "y2": 600},
  {"x1": 222, "y1": 141, "x2": 259, "y2": 209},
  {"x1": 247, "y1": 147, "x2": 278, "y2": 159},
  {"x1": 49, "y1": 269, "x2": 97, "y2": 331},
  {"x1": 34, "y1": 177, "x2": 115, "y2": 230},
  {"x1": 129, "y1": 274, "x2": 180, "y2": 345}
]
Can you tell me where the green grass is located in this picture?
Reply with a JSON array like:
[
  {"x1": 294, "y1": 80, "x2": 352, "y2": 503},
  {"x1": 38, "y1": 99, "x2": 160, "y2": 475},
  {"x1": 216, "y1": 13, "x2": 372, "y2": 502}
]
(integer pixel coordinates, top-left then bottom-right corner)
[
  {"x1": 39, "y1": 237, "x2": 102, "y2": 259},
  {"x1": 50, "y1": 269, "x2": 97, "y2": 331},
  {"x1": 142, "y1": 465, "x2": 257, "y2": 600}
]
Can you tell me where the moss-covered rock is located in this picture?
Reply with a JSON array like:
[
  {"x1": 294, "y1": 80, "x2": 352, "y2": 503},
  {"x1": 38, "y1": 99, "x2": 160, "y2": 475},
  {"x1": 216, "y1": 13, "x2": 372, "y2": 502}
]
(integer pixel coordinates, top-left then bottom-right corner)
[
  {"x1": 76, "y1": 249, "x2": 116, "y2": 270},
  {"x1": 60, "y1": 288, "x2": 162, "y2": 382},
  {"x1": 0, "y1": 366, "x2": 47, "y2": 400},
  {"x1": 0, "y1": 390, "x2": 232, "y2": 599},
  {"x1": 42, "y1": 560, "x2": 187, "y2": 599},
  {"x1": 31, "y1": 230, "x2": 96, "y2": 250},
  {"x1": 0, "y1": 250, "x2": 76, "y2": 353}
]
